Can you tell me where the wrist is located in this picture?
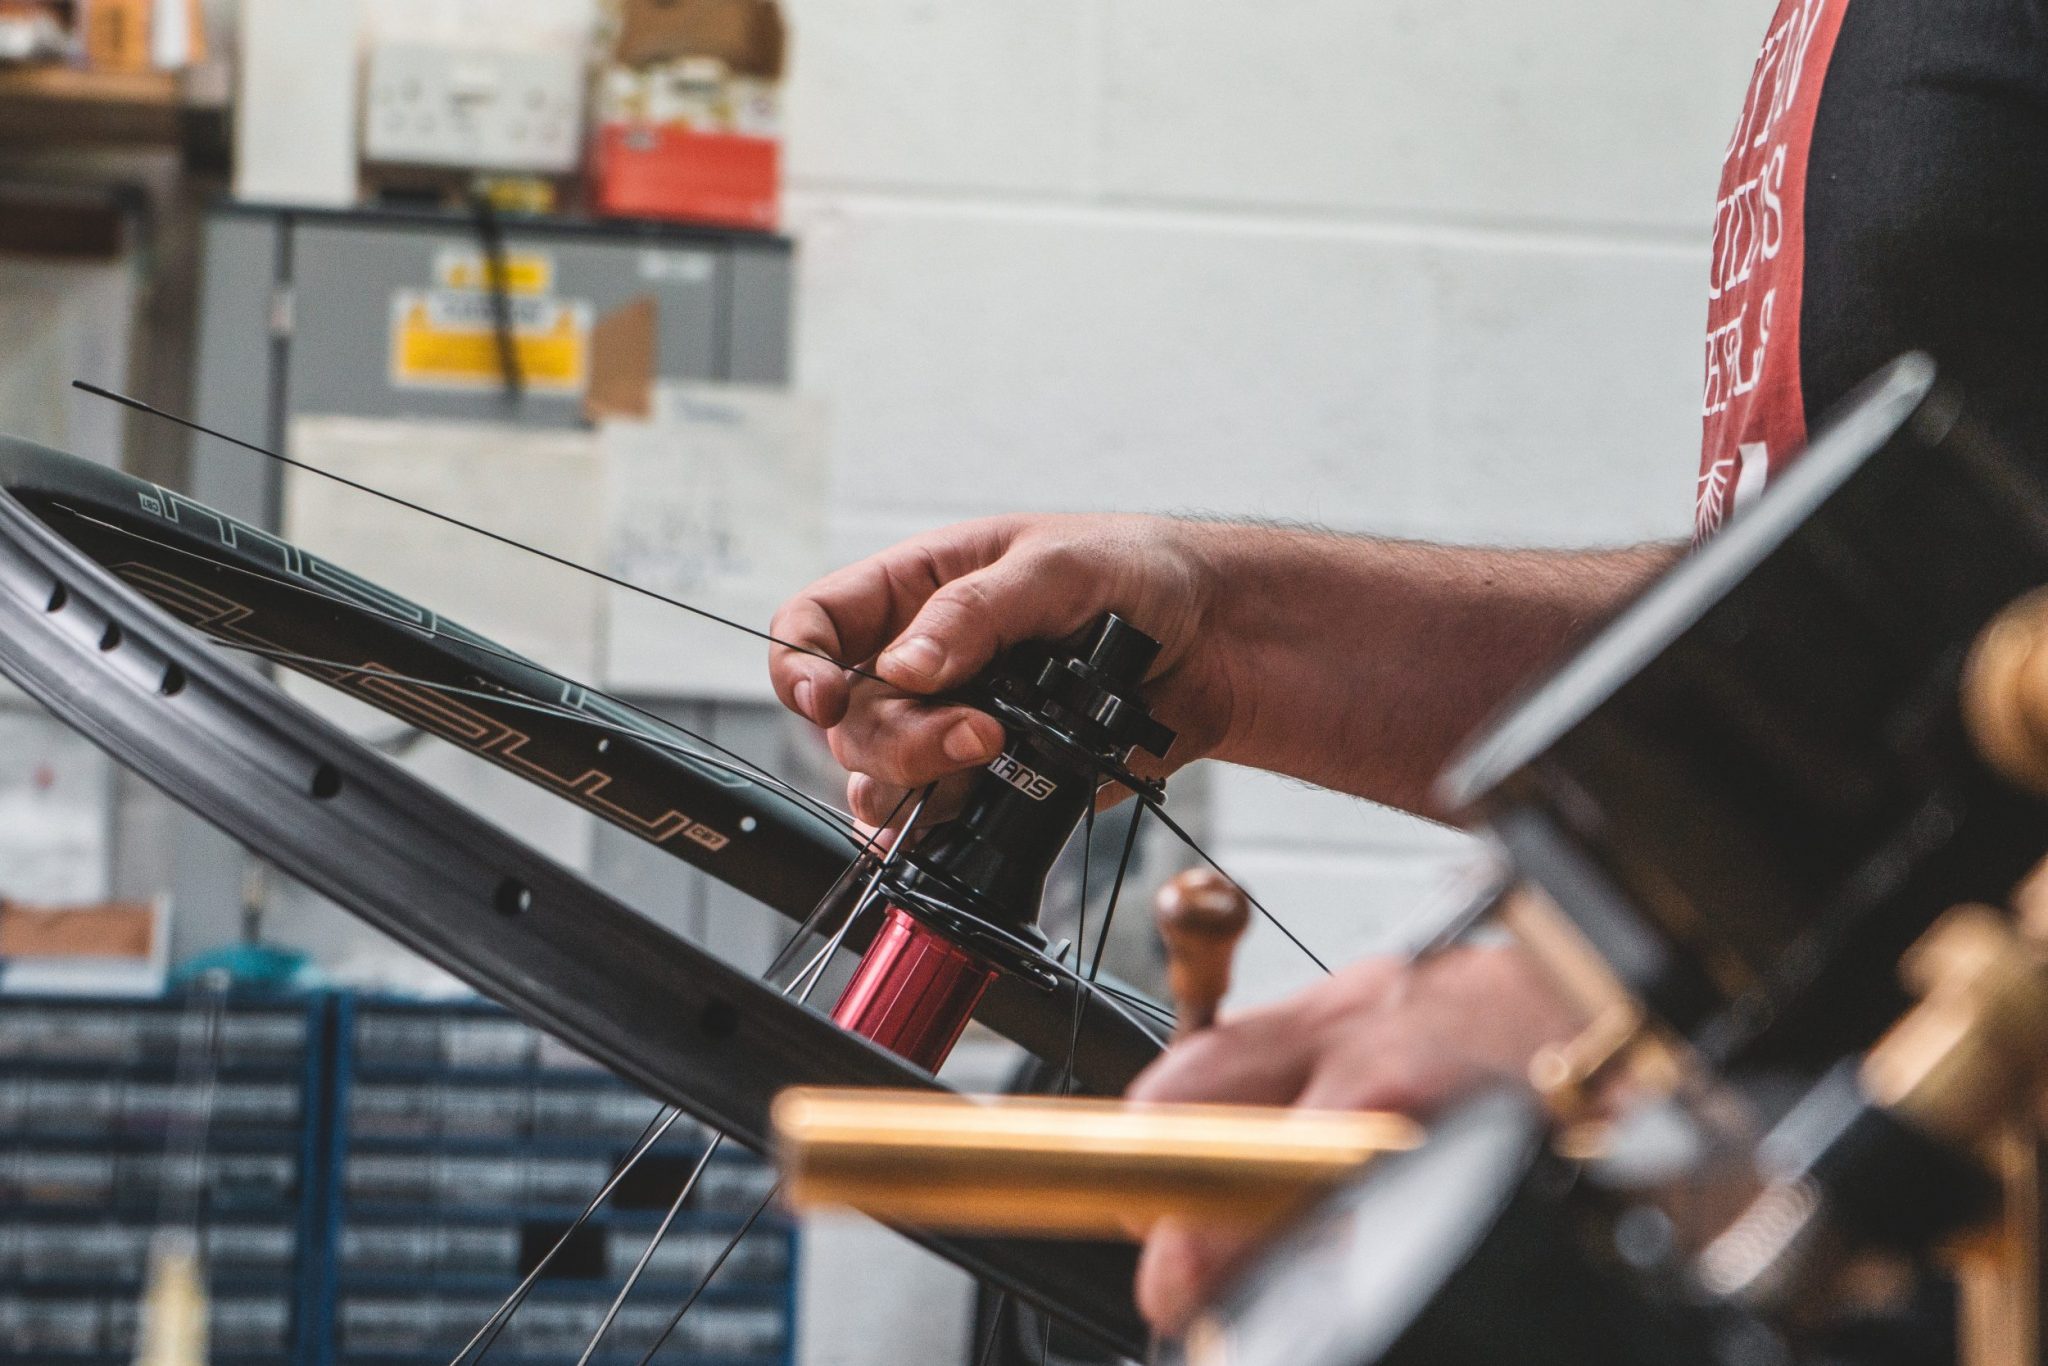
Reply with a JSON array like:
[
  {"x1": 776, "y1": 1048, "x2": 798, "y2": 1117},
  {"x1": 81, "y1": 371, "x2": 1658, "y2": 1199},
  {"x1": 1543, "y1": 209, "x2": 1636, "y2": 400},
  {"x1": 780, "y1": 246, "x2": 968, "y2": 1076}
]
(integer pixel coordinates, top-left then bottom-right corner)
[{"x1": 1169, "y1": 518, "x2": 1341, "y2": 774}]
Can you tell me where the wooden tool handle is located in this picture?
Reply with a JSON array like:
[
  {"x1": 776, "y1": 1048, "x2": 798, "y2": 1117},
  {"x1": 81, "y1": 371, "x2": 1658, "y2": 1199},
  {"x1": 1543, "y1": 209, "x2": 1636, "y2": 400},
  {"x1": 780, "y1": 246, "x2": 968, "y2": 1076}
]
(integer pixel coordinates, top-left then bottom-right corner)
[
  {"x1": 1155, "y1": 868, "x2": 1251, "y2": 1039},
  {"x1": 773, "y1": 1087, "x2": 1421, "y2": 1239}
]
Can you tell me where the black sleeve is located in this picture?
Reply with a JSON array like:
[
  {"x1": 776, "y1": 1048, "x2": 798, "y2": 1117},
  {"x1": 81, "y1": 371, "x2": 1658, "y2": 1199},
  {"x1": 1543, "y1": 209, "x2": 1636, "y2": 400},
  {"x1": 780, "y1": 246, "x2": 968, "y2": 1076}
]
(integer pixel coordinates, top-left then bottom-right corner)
[{"x1": 1802, "y1": 0, "x2": 2048, "y2": 446}]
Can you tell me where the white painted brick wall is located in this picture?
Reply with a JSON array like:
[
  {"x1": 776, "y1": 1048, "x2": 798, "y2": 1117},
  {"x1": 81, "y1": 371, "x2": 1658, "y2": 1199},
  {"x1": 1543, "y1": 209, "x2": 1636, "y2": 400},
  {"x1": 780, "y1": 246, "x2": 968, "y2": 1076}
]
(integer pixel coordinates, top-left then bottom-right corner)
[
  {"x1": 781, "y1": 0, "x2": 1097, "y2": 195},
  {"x1": 782, "y1": 0, "x2": 1771, "y2": 1014},
  {"x1": 1097, "y1": 0, "x2": 1766, "y2": 229}
]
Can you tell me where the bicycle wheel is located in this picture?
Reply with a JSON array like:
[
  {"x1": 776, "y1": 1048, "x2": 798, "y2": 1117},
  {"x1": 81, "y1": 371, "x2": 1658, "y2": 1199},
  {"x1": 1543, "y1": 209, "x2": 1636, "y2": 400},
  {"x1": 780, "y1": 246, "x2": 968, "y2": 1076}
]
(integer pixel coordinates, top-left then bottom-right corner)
[{"x1": 0, "y1": 431, "x2": 1163, "y2": 1355}]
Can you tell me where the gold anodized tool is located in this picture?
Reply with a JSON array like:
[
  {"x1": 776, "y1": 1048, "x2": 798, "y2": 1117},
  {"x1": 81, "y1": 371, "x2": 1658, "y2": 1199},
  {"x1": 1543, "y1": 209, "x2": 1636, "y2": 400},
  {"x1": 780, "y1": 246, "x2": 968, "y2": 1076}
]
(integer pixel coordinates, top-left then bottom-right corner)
[
  {"x1": 774, "y1": 869, "x2": 1415, "y2": 1238},
  {"x1": 773, "y1": 1088, "x2": 1421, "y2": 1238}
]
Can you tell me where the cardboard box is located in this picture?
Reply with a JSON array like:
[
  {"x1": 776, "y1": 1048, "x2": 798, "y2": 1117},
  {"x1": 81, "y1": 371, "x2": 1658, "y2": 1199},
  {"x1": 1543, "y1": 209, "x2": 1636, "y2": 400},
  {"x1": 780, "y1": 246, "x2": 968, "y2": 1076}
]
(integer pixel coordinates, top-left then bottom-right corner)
[
  {"x1": 82, "y1": 0, "x2": 152, "y2": 73},
  {"x1": 615, "y1": 0, "x2": 784, "y2": 78},
  {"x1": 596, "y1": 0, "x2": 785, "y2": 230}
]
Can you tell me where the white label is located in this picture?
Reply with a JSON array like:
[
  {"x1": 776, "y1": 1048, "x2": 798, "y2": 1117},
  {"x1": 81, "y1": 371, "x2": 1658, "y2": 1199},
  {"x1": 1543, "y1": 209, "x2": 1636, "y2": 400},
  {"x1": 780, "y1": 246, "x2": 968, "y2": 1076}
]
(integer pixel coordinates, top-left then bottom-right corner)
[{"x1": 987, "y1": 753, "x2": 1058, "y2": 802}]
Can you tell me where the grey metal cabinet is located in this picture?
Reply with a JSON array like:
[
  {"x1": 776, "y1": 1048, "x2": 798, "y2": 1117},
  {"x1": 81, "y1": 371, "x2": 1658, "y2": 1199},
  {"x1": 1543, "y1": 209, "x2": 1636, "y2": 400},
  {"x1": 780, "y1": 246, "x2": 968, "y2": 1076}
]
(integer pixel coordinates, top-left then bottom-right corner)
[{"x1": 188, "y1": 202, "x2": 793, "y2": 528}]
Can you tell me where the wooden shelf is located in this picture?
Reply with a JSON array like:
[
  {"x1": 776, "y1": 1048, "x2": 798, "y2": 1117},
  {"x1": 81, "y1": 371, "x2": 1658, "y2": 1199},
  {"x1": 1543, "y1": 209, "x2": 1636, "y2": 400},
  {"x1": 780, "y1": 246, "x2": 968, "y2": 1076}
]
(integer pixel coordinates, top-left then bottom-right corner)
[{"x1": 0, "y1": 64, "x2": 198, "y2": 147}]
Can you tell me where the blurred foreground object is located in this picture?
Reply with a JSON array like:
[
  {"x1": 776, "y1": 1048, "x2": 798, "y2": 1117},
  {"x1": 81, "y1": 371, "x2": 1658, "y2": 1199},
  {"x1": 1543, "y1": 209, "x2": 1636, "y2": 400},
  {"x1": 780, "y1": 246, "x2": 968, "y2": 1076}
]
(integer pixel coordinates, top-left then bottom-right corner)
[
  {"x1": 133, "y1": 1233, "x2": 206, "y2": 1366},
  {"x1": 0, "y1": 3, "x2": 68, "y2": 65},
  {"x1": 0, "y1": 894, "x2": 167, "y2": 994},
  {"x1": 770, "y1": 357, "x2": 2048, "y2": 1366},
  {"x1": 1153, "y1": 868, "x2": 1251, "y2": 1039},
  {"x1": 77, "y1": 0, "x2": 203, "y2": 74},
  {"x1": 775, "y1": 1088, "x2": 1420, "y2": 1238},
  {"x1": 1198, "y1": 356, "x2": 2048, "y2": 1366}
]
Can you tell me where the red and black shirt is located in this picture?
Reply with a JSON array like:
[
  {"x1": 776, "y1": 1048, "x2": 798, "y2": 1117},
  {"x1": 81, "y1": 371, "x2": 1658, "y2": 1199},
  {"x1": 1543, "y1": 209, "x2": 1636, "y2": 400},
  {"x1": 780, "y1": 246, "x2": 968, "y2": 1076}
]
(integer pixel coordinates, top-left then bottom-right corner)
[{"x1": 1696, "y1": 0, "x2": 2048, "y2": 539}]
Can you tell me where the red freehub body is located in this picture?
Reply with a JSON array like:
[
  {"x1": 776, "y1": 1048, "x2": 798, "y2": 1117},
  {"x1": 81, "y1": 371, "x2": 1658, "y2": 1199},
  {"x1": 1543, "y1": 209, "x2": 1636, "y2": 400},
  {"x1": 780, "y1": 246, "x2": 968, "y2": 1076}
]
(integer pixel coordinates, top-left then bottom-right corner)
[{"x1": 831, "y1": 905, "x2": 997, "y2": 1073}]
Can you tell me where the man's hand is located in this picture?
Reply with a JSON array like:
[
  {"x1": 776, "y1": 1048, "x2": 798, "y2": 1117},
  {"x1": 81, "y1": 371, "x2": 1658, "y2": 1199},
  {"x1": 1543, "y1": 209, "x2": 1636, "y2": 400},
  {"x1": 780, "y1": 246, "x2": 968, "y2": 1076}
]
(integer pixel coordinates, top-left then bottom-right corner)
[
  {"x1": 1126, "y1": 944, "x2": 1580, "y2": 1335},
  {"x1": 768, "y1": 514, "x2": 1237, "y2": 824},
  {"x1": 771, "y1": 514, "x2": 1672, "y2": 823}
]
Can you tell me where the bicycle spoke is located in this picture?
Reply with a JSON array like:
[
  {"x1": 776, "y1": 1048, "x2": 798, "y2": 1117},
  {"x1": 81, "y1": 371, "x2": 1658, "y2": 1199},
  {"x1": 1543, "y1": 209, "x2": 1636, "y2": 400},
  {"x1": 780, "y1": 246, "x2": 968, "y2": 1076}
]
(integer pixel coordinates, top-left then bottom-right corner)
[
  {"x1": 457, "y1": 799, "x2": 930, "y2": 1362},
  {"x1": 1088, "y1": 810, "x2": 1145, "y2": 985},
  {"x1": 976, "y1": 1293, "x2": 1012, "y2": 1366},
  {"x1": 450, "y1": 1105, "x2": 686, "y2": 1365},
  {"x1": 76, "y1": 382, "x2": 891, "y2": 685},
  {"x1": 1096, "y1": 983, "x2": 1175, "y2": 1031},
  {"x1": 779, "y1": 786, "x2": 933, "y2": 998},
  {"x1": 1060, "y1": 803, "x2": 1149, "y2": 1098},
  {"x1": 481, "y1": 793, "x2": 929, "y2": 1364},
  {"x1": 630, "y1": 1186, "x2": 776, "y2": 1366},
  {"x1": 577, "y1": 1136, "x2": 726, "y2": 1366},
  {"x1": 1056, "y1": 804, "x2": 1097, "y2": 1097},
  {"x1": 760, "y1": 786, "x2": 918, "y2": 987},
  {"x1": 160, "y1": 975, "x2": 228, "y2": 1235},
  {"x1": 1134, "y1": 792, "x2": 1331, "y2": 974}
]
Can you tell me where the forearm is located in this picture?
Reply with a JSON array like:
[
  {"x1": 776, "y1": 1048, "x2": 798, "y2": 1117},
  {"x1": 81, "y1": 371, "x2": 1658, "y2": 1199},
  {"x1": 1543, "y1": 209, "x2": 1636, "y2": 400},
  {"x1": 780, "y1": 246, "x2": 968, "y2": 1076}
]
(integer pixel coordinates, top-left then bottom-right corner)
[{"x1": 1191, "y1": 525, "x2": 1677, "y2": 817}]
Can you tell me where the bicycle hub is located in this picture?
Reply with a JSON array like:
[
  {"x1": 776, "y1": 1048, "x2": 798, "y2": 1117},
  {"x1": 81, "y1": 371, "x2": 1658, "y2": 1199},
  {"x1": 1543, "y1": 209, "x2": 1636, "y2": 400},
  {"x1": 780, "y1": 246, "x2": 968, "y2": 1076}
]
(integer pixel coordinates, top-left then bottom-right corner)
[{"x1": 833, "y1": 613, "x2": 1177, "y2": 1071}]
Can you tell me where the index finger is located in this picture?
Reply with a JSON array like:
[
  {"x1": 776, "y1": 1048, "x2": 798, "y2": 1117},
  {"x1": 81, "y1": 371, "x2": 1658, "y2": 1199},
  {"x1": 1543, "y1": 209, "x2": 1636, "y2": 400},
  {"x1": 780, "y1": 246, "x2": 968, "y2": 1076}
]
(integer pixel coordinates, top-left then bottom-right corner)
[{"x1": 769, "y1": 520, "x2": 1019, "y2": 726}]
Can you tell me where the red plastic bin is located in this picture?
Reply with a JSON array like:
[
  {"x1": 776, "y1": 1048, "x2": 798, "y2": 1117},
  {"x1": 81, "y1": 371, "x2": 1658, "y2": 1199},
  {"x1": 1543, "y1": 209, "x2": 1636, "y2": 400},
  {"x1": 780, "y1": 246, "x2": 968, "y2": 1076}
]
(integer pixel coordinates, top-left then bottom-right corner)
[{"x1": 592, "y1": 123, "x2": 781, "y2": 231}]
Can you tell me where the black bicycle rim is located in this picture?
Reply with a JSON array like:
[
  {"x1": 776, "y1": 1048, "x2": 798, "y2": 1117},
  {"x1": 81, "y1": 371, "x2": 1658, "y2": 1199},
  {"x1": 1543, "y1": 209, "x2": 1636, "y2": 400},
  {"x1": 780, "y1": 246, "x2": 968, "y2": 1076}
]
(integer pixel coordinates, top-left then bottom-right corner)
[{"x1": 0, "y1": 445, "x2": 1149, "y2": 1355}]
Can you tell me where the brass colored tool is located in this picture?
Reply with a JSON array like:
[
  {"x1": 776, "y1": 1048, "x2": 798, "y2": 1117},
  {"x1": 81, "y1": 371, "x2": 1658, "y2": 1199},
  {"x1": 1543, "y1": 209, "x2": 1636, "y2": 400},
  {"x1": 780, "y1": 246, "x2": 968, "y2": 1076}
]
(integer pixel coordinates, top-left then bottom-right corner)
[
  {"x1": 773, "y1": 1088, "x2": 1421, "y2": 1239},
  {"x1": 1964, "y1": 587, "x2": 2048, "y2": 796},
  {"x1": 1154, "y1": 868, "x2": 1252, "y2": 1038}
]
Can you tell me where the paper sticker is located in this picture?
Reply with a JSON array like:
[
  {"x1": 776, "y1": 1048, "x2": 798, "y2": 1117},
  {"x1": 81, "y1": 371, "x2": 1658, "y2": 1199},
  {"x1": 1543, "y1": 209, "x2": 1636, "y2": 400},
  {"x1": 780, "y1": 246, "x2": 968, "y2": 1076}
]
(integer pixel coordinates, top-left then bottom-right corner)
[
  {"x1": 389, "y1": 289, "x2": 591, "y2": 394},
  {"x1": 435, "y1": 249, "x2": 555, "y2": 296},
  {"x1": 638, "y1": 249, "x2": 715, "y2": 285},
  {"x1": 601, "y1": 382, "x2": 829, "y2": 700},
  {"x1": 0, "y1": 709, "x2": 113, "y2": 903},
  {"x1": 283, "y1": 415, "x2": 609, "y2": 873}
]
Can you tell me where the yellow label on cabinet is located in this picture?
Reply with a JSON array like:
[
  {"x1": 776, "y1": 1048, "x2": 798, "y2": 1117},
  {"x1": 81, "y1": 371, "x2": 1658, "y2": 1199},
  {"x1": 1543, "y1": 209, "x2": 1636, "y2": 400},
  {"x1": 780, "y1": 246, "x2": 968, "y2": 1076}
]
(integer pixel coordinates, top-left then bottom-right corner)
[
  {"x1": 434, "y1": 250, "x2": 556, "y2": 296},
  {"x1": 389, "y1": 290, "x2": 590, "y2": 394}
]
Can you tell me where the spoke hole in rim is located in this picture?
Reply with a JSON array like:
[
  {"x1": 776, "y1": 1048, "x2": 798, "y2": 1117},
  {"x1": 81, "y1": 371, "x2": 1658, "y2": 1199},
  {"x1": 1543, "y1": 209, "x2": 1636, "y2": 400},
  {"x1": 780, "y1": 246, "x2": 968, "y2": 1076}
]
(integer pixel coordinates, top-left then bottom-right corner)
[
  {"x1": 45, "y1": 582, "x2": 66, "y2": 613},
  {"x1": 698, "y1": 999, "x2": 739, "y2": 1040},
  {"x1": 98, "y1": 622, "x2": 122, "y2": 652},
  {"x1": 159, "y1": 664, "x2": 187, "y2": 698},
  {"x1": 309, "y1": 764, "x2": 343, "y2": 800},
  {"x1": 596, "y1": 737, "x2": 611, "y2": 754},
  {"x1": 739, "y1": 816, "x2": 758, "y2": 833},
  {"x1": 494, "y1": 877, "x2": 533, "y2": 917}
]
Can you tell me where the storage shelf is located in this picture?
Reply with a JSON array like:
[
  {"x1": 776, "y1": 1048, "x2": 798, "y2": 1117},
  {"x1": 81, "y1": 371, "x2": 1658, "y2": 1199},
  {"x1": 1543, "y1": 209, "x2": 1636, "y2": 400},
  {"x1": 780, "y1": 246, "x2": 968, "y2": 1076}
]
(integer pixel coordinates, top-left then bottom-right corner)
[
  {"x1": 345, "y1": 1130, "x2": 712, "y2": 1157},
  {"x1": 327, "y1": 994, "x2": 797, "y2": 1366},
  {"x1": 0, "y1": 1273, "x2": 292, "y2": 1294},
  {"x1": 0, "y1": 1126, "x2": 302, "y2": 1147},
  {"x1": 337, "y1": 1271, "x2": 787, "y2": 1299},
  {"x1": 0, "y1": 1358, "x2": 279, "y2": 1365},
  {"x1": 340, "y1": 1355, "x2": 782, "y2": 1366},
  {"x1": 352, "y1": 1062, "x2": 619, "y2": 1084},
  {"x1": 0, "y1": 992, "x2": 795, "y2": 1366},
  {"x1": 344, "y1": 1200, "x2": 785, "y2": 1230},
  {"x1": 0, "y1": 66, "x2": 204, "y2": 147}
]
